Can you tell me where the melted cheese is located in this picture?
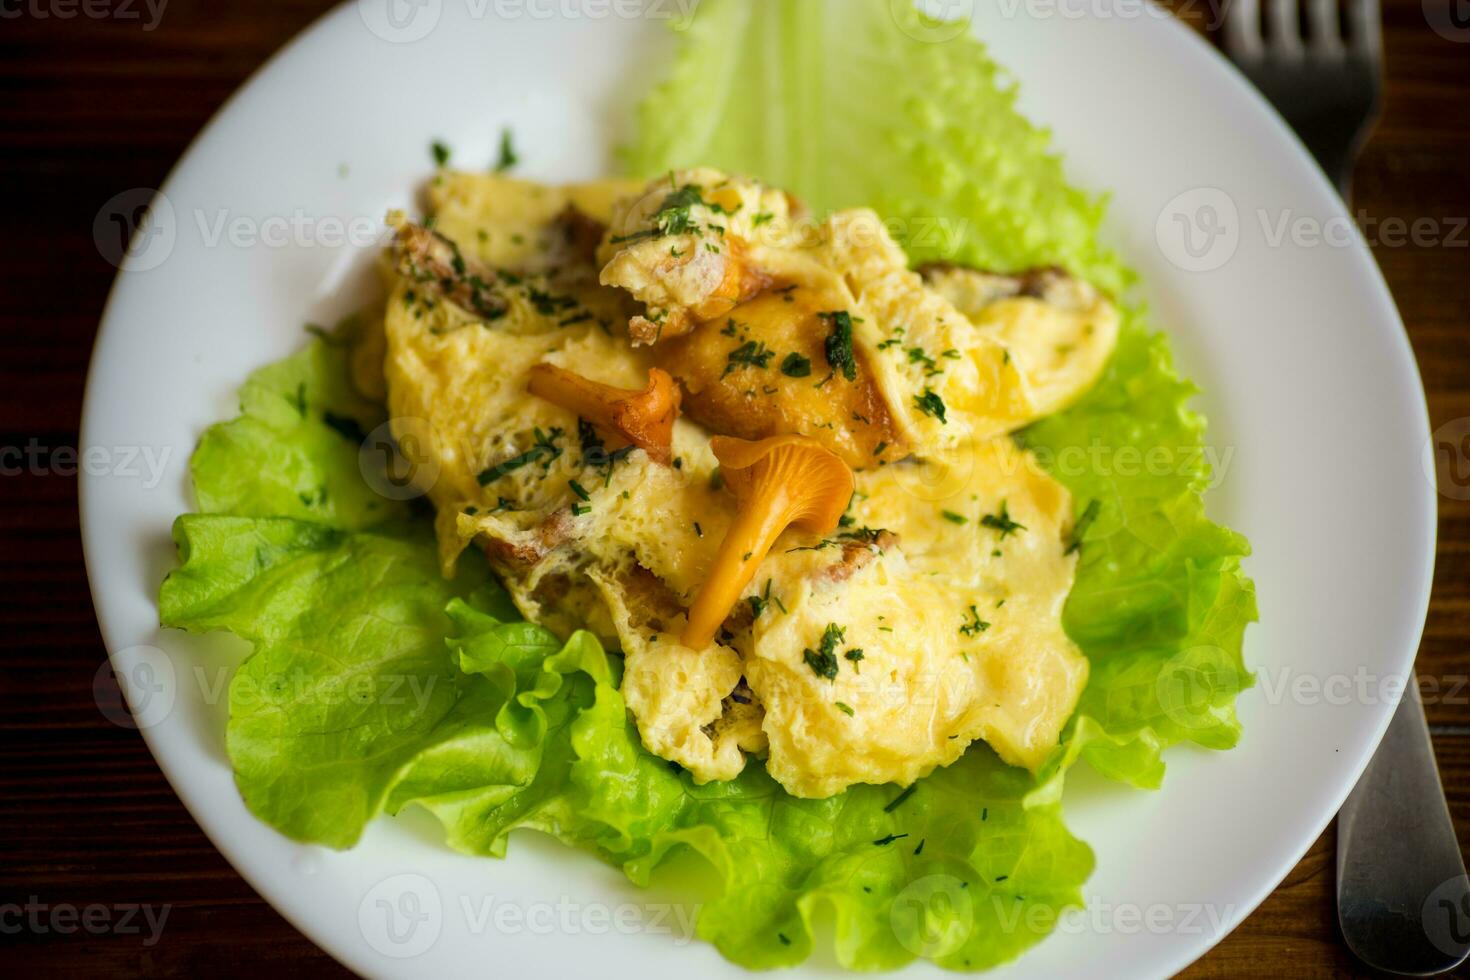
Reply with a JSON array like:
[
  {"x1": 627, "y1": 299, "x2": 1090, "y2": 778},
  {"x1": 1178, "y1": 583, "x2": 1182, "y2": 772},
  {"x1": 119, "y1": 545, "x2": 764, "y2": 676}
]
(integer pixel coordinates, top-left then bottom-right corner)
[{"x1": 922, "y1": 265, "x2": 1121, "y2": 417}]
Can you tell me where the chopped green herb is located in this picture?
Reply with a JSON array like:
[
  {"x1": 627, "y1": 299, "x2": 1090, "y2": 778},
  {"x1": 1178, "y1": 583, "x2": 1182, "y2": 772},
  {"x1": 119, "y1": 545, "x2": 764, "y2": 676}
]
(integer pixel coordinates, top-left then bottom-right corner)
[
  {"x1": 873, "y1": 833, "x2": 909, "y2": 846},
  {"x1": 802, "y1": 622, "x2": 846, "y2": 680},
  {"x1": 821, "y1": 311, "x2": 857, "y2": 382},
  {"x1": 981, "y1": 501, "x2": 1026, "y2": 539},
  {"x1": 430, "y1": 140, "x2": 451, "y2": 167},
  {"x1": 723, "y1": 339, "x2": 775, "y2": 376},
  {"x1": 578, "y1": 419, "x2": 606, "y2": 463},
  {"x1": 569, "y1": 480, "x2": 591, "y2": 501},
  {"x1": 779, "y1": 352, "x2": 812, "y2": 377},
  {"x1": 752, "y1": 211, "x2": 774, "y2": 226},
  {"x1": 941, "y1": 510, "x2": 968, "y2": 525},
  {"x1": 913, "y1": 839, "x2": 925, "y2": 856},
  {"x1": 835, "y1": 701, "x2": 855, "y2": 717},
  {"x1": 322, "y1": 412, "x2": 366, "y2": 444},
  {"x1": 494, "y1": 128, "x2": 518, "y2": 172},
  {"x1": 906, "y1": 346, "x2": 938, "y2": 373},
  {"x1": 883, "y1": 784, "x2": 916, "y2": 812},
  {"x1": 477, "y1": 448, "x2": 543, "y2": 485},
  {"x1": 653, "y1": 183, "x2": 708, "y2": 237},
  {"x1": 526, "y1": 285, "x2": 576, "y2": 317},
  {"x1": 914, "y1": 388, "x2": 948, "y2": 423},
  {"x1": 476, "y1": 427, "x2": 563, "y2": 485},
  {"x1": 1066, "y1": 499, "x2": 1101, "y2": 555},
  {"x1": 803, "y1": 647, "x2": 839, "y2": 680},
  {"x1": 960, "y1": 604, "x2": 991, "y2": 637}
]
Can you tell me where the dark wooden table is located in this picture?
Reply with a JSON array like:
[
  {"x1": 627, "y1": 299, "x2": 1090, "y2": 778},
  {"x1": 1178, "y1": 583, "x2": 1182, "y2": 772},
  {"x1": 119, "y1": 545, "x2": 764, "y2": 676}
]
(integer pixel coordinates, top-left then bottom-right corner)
[{"x1": 2, "y1": 1, "x2": 1466, "y2": 976}]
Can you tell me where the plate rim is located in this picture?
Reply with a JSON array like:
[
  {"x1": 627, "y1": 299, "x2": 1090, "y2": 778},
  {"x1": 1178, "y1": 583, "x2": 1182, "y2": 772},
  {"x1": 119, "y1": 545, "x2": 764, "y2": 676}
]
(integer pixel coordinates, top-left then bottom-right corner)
[{"x1": 78, "y1": 2, "x2": 1438, "y2": 977}]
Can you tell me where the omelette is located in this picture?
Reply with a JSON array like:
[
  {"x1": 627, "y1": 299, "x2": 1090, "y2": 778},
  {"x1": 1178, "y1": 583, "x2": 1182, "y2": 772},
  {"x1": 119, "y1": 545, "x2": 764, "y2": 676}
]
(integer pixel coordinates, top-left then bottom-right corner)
[{"x1": 368, "y1": 168, "x2": 1120, "y2": 799}]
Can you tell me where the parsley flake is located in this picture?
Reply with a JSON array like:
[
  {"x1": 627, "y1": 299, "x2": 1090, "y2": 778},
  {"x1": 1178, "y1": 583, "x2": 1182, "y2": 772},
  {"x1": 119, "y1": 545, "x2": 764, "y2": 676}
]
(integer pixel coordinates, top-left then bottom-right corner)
[
  {"x1": 820, "y1": 311, "x2": 857, "y2": 382},
  {"x1": 1066, "y1": 499, "x2": 1101, "y2": 555},
  {"x1": 981, "y1": 501, "x2": 1026, "y2": 539},
  {"x1": 723, "y1": 339, "x2": 775, "y2": 376},
  {"x1": 494, "y1": 128, "x2": 518, "y2": 172},
  {"x1": 960, "y1": 604, "x2": 991, "y2": 637},
  {"x1": 780, "y1": 352, "x2": 812, "y2": 377},
  {"x1": 914, "y1": 388, "x2": 948, "y2": 423}
]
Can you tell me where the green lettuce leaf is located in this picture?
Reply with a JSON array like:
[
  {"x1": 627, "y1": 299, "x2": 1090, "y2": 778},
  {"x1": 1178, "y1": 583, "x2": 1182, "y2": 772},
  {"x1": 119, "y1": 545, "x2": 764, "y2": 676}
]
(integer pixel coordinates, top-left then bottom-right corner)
[
  {"x1": 189, "y1": 338, "x2": 405, "y2": 529},
  {"x1": 160, "y1": 515, "x2": 495, "y2": 847}
]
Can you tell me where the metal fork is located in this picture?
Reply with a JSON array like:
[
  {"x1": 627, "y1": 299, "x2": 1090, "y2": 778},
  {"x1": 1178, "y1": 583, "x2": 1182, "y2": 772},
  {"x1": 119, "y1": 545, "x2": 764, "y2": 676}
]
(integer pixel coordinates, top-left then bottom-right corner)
[
  {"x1": 1224, "y1": 2, "x2": 1470, "y2": 973},
  {"x1": 1222, "y1": 0, "x2": 1382, "y2": 199}
]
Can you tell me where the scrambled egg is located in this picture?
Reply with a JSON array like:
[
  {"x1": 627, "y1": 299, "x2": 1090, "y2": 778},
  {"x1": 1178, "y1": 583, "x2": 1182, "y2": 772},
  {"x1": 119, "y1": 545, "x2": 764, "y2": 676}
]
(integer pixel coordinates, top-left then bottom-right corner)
[{"x1": 375, "y1": 169, "x2": 1118, "y2": 797}]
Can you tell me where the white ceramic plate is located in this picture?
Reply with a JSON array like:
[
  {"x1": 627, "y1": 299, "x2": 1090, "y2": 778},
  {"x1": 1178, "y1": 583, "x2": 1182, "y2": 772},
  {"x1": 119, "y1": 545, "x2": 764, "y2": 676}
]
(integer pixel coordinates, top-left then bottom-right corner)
[{"x1": 80, "y1": 2, "x2": 1435, "y2": 977}]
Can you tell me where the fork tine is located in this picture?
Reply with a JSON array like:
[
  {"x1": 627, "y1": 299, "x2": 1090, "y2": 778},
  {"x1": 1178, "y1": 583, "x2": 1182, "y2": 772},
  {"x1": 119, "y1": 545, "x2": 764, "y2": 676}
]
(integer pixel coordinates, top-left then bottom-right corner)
[
  {"x1": 1346, "y1": 0, "x2": 1383, "y2": 58},
  {"x1": 1305, "y1": 0, "x2": 1344, "y2": 52},
  {"x1": 1266, "y1": 0, "x2": 1305, "y2": 54},
  {"x1": 1223, "y1": 0, "x2": 1263, "y2": 58}
]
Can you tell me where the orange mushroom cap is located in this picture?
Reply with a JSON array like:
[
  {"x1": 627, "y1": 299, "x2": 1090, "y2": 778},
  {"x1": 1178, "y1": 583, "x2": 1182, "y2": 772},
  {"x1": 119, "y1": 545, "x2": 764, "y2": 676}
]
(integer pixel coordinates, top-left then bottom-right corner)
[
  {"x1": 527, "y1": 364, "x2": 681, "y2": 464},
  {"x1": 680, "y1": 435, "x2": 854, "y2": 649}
]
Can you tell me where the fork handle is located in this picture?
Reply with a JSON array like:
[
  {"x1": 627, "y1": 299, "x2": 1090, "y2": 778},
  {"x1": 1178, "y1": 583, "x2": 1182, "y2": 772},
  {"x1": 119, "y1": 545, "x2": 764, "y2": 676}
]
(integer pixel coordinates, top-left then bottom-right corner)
[{"x1": 1337, "y1": 676, "x2": 1470, "y2": 974}]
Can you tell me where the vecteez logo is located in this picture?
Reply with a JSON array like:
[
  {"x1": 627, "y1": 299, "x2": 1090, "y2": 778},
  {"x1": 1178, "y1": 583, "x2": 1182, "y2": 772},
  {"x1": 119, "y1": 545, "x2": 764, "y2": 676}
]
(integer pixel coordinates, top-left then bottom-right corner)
[
  {"x1": 93, "y1": 645, "x2": 177, "y2": 730},
  {"x1": 1422, "y1": 875, "x2": 1470, "y2": 960},
  {"x1": 359, "y1": 0, "x2": 443, "y2": 43},
  {"x1": 891, "y1": 0, "x2": 974, "y2": 43},
  {"x1": 360, "y1": 418, "x2": 442, "y2": 500},
  {"x1": 93, "y1": 188, "x2": 175, "y2": 272},
  {"x1": 1424, "y1": 0, "x2": 1470, "y2": 41},
  {"x1": 1425, "y1": 417, "x2": 1470, "y2": 500},
  {"x1": 359, "y1": 873, "x2": 444, "y2": 958},
  {"x1": 1155, "y1": 187, "x2": 1241, "y2": 273}
]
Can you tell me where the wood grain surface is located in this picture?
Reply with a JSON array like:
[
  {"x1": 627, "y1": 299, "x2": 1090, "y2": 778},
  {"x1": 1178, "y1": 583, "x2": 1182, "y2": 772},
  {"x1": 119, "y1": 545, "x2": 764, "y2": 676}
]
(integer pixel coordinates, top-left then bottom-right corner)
[{"x1": 1, "y1": 1, "x2": 1466, "y2": 976}]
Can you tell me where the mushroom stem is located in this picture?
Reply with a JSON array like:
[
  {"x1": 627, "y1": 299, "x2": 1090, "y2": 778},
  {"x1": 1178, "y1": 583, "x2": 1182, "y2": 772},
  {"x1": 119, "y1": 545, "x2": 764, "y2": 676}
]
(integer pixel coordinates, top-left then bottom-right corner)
[
  {"x1": 681, "y1": 488, "x2": 798, "y2": 648},
  {"x1": 679, "y1": 435, "x2": 853, "y2": 649},
  {"x1": 527, "y1": 364, "x2": 680, "y2": 464}
]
